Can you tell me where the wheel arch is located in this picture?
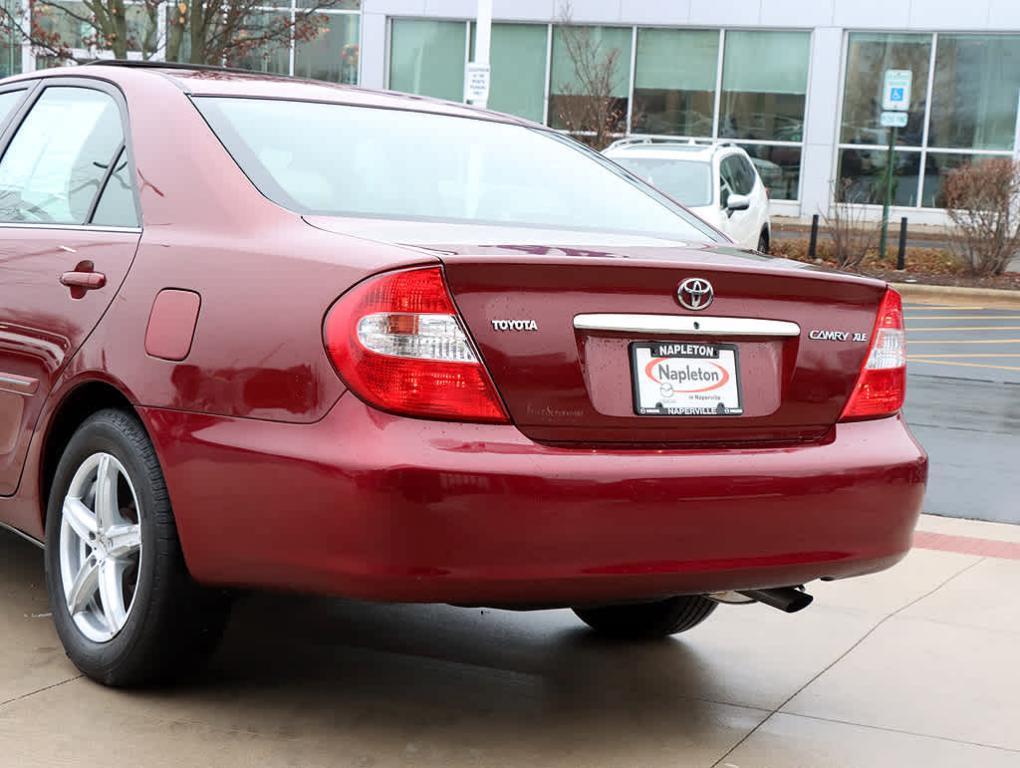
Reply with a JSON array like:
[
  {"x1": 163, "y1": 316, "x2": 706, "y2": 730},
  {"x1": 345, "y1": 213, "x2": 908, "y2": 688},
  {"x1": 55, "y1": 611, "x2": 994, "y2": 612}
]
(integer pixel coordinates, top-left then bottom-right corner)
[{"x1": 39, "y1": 379, "x2": 145, "y2": 526}]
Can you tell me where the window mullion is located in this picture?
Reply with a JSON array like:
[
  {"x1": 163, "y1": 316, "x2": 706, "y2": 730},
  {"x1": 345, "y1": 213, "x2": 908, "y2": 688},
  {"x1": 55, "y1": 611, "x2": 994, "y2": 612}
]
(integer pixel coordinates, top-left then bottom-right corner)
[
  {"x1": 711, "y1": 28, "x2": 724, "y2": 140},
  {"x1": 917, "y1": 32, "x2": 938, "y2": 208}
]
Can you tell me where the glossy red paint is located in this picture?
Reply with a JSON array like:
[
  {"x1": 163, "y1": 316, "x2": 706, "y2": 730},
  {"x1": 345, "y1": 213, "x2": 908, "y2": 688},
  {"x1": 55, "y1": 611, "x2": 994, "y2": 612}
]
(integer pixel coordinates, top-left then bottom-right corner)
[
  {"x1": 0, "y1": 66, "x2": 927, "y2": 605},
  {"x1": 145, "y1": 289, "x2": 202, "y2": 361}
]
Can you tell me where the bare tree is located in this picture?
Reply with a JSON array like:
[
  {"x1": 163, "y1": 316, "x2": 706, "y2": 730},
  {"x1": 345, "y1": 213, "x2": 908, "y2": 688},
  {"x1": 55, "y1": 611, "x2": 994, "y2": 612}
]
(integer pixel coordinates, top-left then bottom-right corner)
[
  {"x1": 553, "y1": 2, "x2": 624, "y2": 149},
  {"x1": 824, "y1": 179, "x2": 879, "y2": 270},
  {"x1": 942, "y1": 158, "x2": 1020, "y2": 276},
  {"x1": 0, "y1": 0, "x2": 344, "y2": 67}
]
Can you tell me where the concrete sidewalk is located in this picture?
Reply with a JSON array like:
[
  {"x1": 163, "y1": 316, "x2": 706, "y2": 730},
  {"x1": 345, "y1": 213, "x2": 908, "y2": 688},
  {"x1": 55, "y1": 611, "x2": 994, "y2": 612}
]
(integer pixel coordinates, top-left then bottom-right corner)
[{"x1": 1, "y1": 514, "x2": 1017, "y2": 767}]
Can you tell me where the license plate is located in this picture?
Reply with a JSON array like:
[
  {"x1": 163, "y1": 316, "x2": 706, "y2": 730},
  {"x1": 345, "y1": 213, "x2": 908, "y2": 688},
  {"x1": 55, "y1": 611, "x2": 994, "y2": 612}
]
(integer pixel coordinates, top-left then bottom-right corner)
[{"x1": 630, "y1": 341, "x2": 743, "y2": 416}]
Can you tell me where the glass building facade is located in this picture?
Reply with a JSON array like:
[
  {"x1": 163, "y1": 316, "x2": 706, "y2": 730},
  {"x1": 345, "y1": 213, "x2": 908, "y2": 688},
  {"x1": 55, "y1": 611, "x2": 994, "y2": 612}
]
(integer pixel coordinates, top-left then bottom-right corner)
[
  {"x1": 6, "y1": 0, "x2": 1020, "y2": 219},
  {"x1": 386, "y1": 20, "x2": 811, "y2": 201},
  {"x1": 838, "y1": 32, "x2": 1020, "y2": 209}
]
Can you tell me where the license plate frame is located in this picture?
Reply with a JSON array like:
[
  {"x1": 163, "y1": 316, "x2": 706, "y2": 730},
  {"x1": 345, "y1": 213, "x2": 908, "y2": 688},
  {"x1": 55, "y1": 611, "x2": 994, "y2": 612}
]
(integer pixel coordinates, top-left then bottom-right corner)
[{"x1": 629, "y1": 341, "x2": 744, "y2": 417}]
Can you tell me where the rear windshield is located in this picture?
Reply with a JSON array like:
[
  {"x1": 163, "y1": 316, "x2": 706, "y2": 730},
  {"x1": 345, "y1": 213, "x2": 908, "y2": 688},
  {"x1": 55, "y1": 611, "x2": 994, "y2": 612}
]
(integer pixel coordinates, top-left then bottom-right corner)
[
  {"x1": 610, "y1": 157, "x2": 713, "y2": 208},
  {"x1": 193, "y1": 97, "x2": 720, "y2": 242}
]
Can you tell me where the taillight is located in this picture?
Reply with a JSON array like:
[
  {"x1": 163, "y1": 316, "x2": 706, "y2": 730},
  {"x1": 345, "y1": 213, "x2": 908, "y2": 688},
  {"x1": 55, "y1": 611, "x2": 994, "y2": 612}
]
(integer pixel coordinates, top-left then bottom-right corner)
[
  {"x1": 840, "y1": 289, "x2": 907, "y2": 421},
  {"x1": 324, "y1": 267, "x2": 508, "y2": 423}
]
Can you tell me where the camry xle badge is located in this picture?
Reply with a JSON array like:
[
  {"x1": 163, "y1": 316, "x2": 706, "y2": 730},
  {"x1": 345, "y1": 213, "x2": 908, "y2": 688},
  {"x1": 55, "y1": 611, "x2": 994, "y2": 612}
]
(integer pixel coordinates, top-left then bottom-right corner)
[
  {"x1": 491, "y1": 319, "x2": 538, "y2": 331},
  {"x1": 677, "y1": 278, "x2": 714, "y2": 311},
  {"x1": 809, "y1": 330, "x2": 869, "y2": 342}
]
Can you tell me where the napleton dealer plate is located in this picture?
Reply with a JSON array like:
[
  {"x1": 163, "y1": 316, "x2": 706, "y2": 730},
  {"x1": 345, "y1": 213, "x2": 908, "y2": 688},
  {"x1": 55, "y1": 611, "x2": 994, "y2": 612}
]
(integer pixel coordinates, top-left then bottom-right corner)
[{"x1": 630, "y1": 341, "x2": 743, "y2": 416}]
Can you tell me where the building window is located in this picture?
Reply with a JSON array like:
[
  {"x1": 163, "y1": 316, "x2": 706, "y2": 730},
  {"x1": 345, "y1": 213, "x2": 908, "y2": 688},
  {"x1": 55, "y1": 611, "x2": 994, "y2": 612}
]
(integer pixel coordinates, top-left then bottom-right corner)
[
  {"x1": 929, "y1": 34, "x2": 1020, "y2": 152},
  {"x1": 837, "y1": 32, "x2": 1020, "y2": 210},
  {"x1": 296, "y1": 12, "x2": 361, "y2": 83},
  {"x1": 389, "y1": 19, "x2": 466, "y2": 102},
  {"x1": 470, "y1": 23, "x2": 547, "y2": 124},
  {"x1": 841, "y1": 33, "x2": 931, "y2": 148},
  {"x1": 548, "y1": 25, "x2": 631, "y2": 133},
  {"x1": 19, "y1": 1, "x2": 361, "y2": 83},
  {"x1": 384, "y1": 21, "x2": 808, "y2": 201},
  {"x1": 228, "y1": 11, "x2": 292, "y2": 76},
  {"x1": 631, "y1": 28, "x2": 718, "y2": 137},
  {"x1": 720, "y1": 31, "x2": 809, "y2": 143}
]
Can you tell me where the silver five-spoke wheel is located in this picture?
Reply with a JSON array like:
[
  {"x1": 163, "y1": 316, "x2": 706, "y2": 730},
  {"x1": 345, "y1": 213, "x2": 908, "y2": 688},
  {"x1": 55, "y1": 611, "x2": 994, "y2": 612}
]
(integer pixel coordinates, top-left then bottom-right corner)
[{"x1": 58, "y1": 452, "x2": 143, "y2": 643}]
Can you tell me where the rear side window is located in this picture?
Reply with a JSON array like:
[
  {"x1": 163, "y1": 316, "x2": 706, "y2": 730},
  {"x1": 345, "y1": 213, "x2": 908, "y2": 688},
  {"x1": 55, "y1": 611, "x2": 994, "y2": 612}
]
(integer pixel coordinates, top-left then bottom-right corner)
[
  {"x1": 0, "y1": 90, "x2": 25, "y2": 127},
  {"x1": 0, "y1": 87, "x2": 124, "y2": 225},
  {"x1": 91, "y1": 148, "x2": 138, "y2": 227}
]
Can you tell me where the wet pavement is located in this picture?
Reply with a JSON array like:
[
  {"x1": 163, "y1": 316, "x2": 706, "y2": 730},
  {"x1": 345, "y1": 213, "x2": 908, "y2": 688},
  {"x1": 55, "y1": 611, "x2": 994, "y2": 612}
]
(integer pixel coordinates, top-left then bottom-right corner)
[
  {"x1": 903, "y1": 303, "x2": 1020, "y2": 524},
  {"x1": 2, "y1": 514, "x2": 1019, "y2": 767}
]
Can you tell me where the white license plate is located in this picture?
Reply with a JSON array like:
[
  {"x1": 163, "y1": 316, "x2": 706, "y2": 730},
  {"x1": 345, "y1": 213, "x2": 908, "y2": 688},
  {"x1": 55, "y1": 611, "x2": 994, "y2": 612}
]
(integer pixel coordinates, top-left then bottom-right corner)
[{"x1": 630, "y1": 341, "x2": 743, "y2": 416}]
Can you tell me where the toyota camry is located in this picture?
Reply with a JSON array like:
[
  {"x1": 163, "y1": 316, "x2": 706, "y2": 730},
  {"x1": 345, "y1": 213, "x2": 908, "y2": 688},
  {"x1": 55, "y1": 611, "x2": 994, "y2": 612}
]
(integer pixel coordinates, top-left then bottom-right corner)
[{"x1": 0, "y1": 63, "x2": 927, "y2": 687}]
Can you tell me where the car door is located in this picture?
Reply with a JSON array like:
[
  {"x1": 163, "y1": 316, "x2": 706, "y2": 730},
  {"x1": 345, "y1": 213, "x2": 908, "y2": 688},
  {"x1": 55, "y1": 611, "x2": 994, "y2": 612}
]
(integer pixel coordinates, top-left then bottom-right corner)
[
  {"x1": 0, "y1": 80, "x2": 141, "y2": 496},
  {"x1": 719, "y1": 154, "x2": 757, "y2": 249}
]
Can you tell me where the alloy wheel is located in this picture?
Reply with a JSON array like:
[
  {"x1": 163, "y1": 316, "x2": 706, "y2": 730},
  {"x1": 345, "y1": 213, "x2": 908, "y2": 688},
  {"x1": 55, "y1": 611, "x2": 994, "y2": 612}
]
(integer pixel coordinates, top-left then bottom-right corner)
[{"x1": 58, "y1": 452, "x2": 143, "y2": 643}]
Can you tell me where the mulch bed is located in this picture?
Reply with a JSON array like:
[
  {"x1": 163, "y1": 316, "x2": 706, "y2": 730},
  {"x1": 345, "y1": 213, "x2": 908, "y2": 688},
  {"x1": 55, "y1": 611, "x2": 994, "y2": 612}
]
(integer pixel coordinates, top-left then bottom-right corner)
[{"x1": 769, "y1": 238, "x2": 1020, "y2": 291}]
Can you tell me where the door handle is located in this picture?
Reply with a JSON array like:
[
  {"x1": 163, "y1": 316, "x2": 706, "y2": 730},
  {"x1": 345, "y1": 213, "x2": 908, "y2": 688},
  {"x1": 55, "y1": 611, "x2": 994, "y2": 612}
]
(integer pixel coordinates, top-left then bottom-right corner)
[
  {"x1": 60, "y1": 271, "x2": 107, "y2": 290},
  {"x1": 60, "y1": 260, "x2": 106, "y2": 298}
]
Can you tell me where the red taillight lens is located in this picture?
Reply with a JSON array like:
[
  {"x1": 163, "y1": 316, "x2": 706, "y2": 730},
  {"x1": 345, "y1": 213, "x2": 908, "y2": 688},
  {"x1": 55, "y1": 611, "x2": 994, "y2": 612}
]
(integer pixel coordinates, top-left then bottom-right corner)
[
  {"x1": 324, "y1": 267, "x2": 508, "y2": 423},
  {"x1": 840, "y1": 289, "x2": 907, "y2": 421}
]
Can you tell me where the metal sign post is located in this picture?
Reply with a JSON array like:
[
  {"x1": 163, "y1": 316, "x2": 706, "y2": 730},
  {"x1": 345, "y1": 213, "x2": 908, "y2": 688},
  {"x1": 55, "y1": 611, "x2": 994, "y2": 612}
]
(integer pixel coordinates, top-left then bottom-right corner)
[
  {"x1": 878, "y1": 70, "x2": 912, "y2": 259},
  {"x1": 465, "y1": 0, "x2": 492, "y2": 108}
]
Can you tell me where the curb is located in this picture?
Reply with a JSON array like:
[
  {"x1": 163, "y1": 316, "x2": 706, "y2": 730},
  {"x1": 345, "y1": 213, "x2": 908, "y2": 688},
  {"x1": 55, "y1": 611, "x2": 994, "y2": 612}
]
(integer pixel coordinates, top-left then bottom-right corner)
[{"x1": 891, "y1": 282, "x2": 1020, "y2": 309}]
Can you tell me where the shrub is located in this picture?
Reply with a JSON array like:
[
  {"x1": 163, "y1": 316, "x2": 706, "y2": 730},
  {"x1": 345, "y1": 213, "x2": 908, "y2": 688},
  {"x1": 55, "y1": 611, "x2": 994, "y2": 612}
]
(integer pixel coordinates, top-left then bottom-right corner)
[
  {"x1": 943, "y1": 158, "x2": 1020, "y2": 276},
  {"x1": 824, "y1": 179, "x2": 880, "y2": 270}
]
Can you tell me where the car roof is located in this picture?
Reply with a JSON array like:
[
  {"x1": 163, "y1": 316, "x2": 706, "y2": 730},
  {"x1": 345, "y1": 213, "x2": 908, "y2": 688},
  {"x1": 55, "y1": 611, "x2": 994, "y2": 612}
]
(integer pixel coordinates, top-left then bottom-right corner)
[
  {"x1": 604, "y1": 140, "x2": 746, "y2": 162},
  {"x1": 5, "y1": 61, "x2": 534, "y2": 127}
]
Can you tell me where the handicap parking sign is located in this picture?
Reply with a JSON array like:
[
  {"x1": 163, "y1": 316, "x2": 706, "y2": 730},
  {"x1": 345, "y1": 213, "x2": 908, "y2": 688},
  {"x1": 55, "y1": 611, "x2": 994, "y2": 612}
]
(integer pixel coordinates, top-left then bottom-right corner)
[{"x1": 883, "y1": 70, "x2": 912, "y2": 112}]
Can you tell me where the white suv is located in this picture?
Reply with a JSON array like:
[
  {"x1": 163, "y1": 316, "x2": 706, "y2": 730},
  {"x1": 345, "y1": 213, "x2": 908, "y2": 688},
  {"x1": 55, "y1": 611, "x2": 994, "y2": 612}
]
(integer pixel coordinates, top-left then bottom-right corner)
[{"x1": 603, "y1": 139, "x2": 772, "y2": 252}]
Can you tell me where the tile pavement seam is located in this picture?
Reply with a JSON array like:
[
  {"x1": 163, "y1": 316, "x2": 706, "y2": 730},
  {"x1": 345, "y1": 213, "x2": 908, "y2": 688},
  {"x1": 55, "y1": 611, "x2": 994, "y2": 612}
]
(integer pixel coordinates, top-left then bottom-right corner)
[
  {"x1": 707, "y1": 556, "x2": 988, "y2": 768},
  {"x1": 0, "y1": 674, "x2": 83, "y2": 711},
  {"x1": 776, "y1": 711, "x2": 1020, "y2": 755}
]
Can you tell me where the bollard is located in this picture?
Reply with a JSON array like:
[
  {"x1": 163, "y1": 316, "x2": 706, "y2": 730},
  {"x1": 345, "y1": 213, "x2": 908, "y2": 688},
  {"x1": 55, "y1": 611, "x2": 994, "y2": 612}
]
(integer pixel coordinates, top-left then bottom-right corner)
[
  {"x1": 808, "y1": 214, "x2": 819, "y2": 259},
  {"x1": 897, "y1": 217, "x2": 908, "y2": 270}
]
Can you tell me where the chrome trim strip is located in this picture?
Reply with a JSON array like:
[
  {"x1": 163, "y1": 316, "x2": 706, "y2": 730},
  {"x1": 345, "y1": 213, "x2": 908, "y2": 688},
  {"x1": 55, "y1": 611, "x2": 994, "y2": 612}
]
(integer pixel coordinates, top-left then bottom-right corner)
[
  {"x1": 0, "y1": 521, "x2": 45, "y2": 550},
  {"x1": 573, "y1": 314, "x2": 801, "y2": 337},
  {"x1": 0, "y1": 223, "x2": 141, "y2": 234},
  {"x1": 0, "y1": 372, "x2": 39, "y2": 395}
]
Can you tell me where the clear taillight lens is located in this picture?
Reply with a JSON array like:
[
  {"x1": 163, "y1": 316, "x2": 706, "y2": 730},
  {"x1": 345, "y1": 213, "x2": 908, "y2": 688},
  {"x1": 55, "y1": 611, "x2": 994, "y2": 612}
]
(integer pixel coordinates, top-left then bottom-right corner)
[
  {"x1": 840, "y1": 289, "x2": 907, "y2": 420},
  {"x1": 324, "y1": 267, "x2": 508, "y2": 423}
]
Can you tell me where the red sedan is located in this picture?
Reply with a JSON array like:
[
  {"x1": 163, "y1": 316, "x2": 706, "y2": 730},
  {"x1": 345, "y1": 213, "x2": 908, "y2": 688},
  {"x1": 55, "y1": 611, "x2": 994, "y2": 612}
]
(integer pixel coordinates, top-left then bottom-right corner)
[{"x1": 0, "y1": 63, "x2": 926, "y2": 687}]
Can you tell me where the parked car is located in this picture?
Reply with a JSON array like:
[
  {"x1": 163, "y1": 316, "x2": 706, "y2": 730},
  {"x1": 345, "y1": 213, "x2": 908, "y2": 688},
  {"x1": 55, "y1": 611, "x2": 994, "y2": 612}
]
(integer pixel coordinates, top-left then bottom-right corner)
[
  {"x1": 603, "y1": 139, "x2": 772, "y2": 252},
  {"x1": 0, "y1": 64, "x2": 925, "y2": 687}
]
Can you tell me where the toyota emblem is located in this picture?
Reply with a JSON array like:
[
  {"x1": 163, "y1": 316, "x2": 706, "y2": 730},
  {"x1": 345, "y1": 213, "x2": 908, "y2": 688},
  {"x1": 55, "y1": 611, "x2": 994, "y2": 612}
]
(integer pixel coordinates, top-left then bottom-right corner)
[{"x1": 677, "y1": 278, "x2": 714, "y2": 311}]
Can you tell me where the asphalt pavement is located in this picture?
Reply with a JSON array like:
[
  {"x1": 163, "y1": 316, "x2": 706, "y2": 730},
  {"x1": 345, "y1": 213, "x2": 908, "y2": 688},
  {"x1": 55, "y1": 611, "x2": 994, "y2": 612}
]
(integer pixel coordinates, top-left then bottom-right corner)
[{"x1": 903, "y1": 303, "x2": 1020, "y2": 524}]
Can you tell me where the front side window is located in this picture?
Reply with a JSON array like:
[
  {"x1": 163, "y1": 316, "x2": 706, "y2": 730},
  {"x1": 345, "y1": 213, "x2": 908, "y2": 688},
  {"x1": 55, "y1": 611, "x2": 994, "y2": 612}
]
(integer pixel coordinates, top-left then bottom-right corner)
[
  {"x1": 196, "y1": 97, "x2": 720, "y2": 242},
  {"x1": 0, "y1": 87, "x2": 123, "y2": 224}
]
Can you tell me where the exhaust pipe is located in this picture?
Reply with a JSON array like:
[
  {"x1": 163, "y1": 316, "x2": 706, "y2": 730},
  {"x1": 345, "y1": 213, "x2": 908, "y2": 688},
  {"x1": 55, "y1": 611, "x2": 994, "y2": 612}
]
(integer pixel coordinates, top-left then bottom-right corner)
[{"x1": 737, "y1": 587, "x2": 813, "y2": 613}]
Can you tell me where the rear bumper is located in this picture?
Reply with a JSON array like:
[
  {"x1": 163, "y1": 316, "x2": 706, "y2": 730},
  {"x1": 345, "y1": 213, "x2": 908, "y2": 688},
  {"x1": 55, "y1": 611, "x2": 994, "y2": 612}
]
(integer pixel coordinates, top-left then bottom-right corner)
[{"x1": 142, "y1": 396, "x2": 927, "y2": 606}]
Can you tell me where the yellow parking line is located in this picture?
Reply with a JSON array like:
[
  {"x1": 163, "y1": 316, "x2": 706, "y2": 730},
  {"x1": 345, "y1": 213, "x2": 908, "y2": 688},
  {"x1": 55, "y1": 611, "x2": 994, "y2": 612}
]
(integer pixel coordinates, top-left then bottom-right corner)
[
  {"x1": 908, "y1": 354, "x2": 1020, "y2": 358},
  {"x1": 905, "y1": 306, "x2": 987, "y2": 311},
  {"x1": 907, "y1": 326, "x2": 1020, "y2": 332},
  {"x1": 909, "y1": 358, "x2": 1020, "y2": 372},
  {"x1": 906, "y1": 315, "x2": 1020, "y2": 321}
]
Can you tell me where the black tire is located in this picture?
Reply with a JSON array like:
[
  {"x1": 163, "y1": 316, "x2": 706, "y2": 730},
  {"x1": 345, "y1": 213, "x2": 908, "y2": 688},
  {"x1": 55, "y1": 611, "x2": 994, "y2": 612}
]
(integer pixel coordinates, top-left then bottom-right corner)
[
  {"x1": 757, "y1": 230, "x2": 770, "y2": 254},
  {"x1": 573, "y1": 595, "x2": 717, "y2": 639},
  {"x1": 44, "y1": 408, "x2": 229, "y2": 687}
]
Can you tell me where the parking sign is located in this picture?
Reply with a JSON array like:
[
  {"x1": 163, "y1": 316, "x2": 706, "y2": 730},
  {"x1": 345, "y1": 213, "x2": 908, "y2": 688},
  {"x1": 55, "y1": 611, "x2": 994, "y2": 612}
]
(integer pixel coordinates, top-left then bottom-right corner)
[{"x1": 882, "y1": 70, "x2": 912, "y2": 112}]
